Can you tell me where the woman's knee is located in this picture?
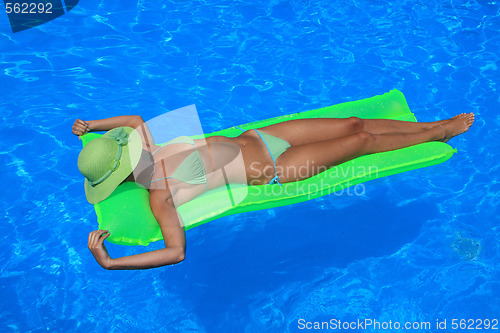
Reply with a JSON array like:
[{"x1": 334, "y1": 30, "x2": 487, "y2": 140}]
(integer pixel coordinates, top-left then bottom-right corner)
[
  {"x1": 354, "y1": 130, "x2": 374, "y2": 150},
  {"x1": 348, "y1": 117, "x2": 364, "y2": 132}
]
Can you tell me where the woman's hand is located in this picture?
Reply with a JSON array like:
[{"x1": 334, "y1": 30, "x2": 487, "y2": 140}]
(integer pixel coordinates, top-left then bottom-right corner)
[
  {"x1": 88, "y1": 230, "x2": 112, "y2": 269},
  {"x1": 72, "y1": 119, "x2": 90, "y2": 138}
]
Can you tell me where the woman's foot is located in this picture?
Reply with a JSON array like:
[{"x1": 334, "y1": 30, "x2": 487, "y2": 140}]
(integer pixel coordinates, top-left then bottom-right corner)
[
  {"x1": 438, "y1": 113, "x2": 475, "y2": 142},
  {"x1": 427, "y1": 113, "x2": 466, "y2": 129}
]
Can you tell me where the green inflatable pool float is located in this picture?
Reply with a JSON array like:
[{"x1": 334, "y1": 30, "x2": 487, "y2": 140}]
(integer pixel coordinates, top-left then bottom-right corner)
[{"x1": 81, "y1": 90, "x2": 457, "y2": 246}]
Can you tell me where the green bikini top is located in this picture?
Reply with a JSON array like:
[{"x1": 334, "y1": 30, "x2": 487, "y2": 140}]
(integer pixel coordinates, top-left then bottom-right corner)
[{"x1": 145, "y1": 136, "x2": 208, "y2": 188}]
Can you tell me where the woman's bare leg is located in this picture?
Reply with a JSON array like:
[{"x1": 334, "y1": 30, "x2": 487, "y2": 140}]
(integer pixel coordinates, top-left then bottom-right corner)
[
  {"x1": 275, "y1": 113, "x2": 474, "y2": 183},
  {"x1": 257, "y1": 117, "x2": 364, "y2": 146},
  {"x1": 361, "y1": 115, "x2": 463, "y2": 135},
  {"x1": 258, "y1": 115, "x2": 465, "y2": 146}
]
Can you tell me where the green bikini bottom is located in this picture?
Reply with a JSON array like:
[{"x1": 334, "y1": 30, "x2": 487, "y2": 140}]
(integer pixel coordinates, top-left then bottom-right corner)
[{"x1": 235, "y1": 126, "x2": 291, "y2": 185}]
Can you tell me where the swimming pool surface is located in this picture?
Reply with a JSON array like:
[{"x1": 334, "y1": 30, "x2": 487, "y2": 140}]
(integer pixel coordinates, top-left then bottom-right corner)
[{"x1": 1, "y1": 0, "x2": 498, "y2": 332}]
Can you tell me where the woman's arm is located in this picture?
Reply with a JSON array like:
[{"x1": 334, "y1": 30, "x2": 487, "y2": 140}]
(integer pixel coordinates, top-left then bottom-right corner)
[
  {"x1": 72, "y1": 115, "x2": 142, "y2": 136},
  {"x1": 86, "y1": 115, "x2": 144, "y2": 132},
  {"x1": 87, "y1": 192, "x2": 186, "y2": 270},
  {"x1": 87, "y1": 230, "x2": 184, "y2": 270},
  {"x1": 73, "y1": 115, "x2": 156, "y2": 149}
]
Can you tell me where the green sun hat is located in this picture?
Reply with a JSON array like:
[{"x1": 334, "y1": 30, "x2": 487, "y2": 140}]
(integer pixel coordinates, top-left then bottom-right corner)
[{"x1": 77, "y1": 126, "x2": 143, "y2": 204}]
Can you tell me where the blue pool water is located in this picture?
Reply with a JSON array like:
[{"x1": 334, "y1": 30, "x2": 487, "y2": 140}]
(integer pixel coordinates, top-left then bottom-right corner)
[{"x1": 1, "y1": 0, "x2": 499, "y2": 332}]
